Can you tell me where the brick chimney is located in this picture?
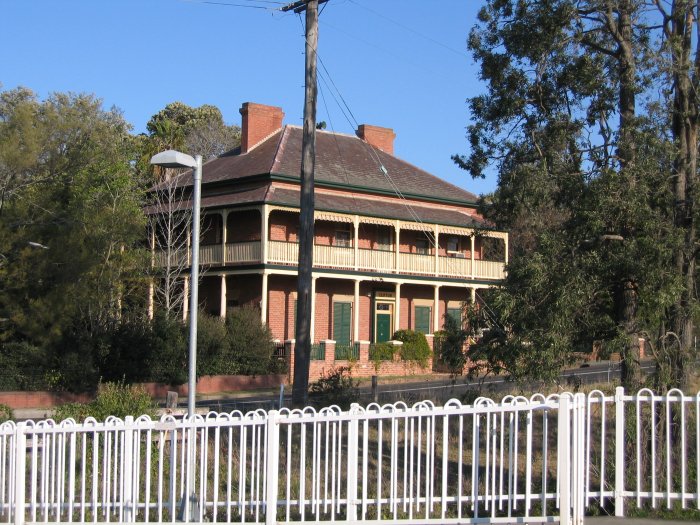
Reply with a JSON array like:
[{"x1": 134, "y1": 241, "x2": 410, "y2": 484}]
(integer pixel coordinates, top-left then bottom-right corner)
[
  {"x1": 239, "y1": 102, "x2": 285, "y2": 153},
  {"x1": 356, "y1": 124, "x2": 396, "y2": 155}
]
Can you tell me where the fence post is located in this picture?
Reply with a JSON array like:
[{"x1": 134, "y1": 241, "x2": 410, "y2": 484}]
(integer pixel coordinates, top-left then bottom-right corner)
[
  {"x1": 346, "y1": 404, "x2": 360, "y2": 522},
  {"x1": 614, "y1": 386, "x2": 625, "y2": 517},
  {"x1": 13, "y1": 423, "x2": 26, "y2": 525},
  {"x1": 558, "y1": 395, "x2": 571, "y2": 525},
  {"x1": 572, "y1": 393, "x2": 586, "y2": 525},
  {"x1": 123, "y1": 416, "x2": 134, "y2": 522},
  {"x1": 265, "y1": 410, "x2": 280, "y2": 525}
]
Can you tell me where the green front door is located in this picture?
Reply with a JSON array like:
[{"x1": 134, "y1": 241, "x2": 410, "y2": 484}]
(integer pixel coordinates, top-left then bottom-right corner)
[{"x1": 376, "y1": 313, "x2": 392, "y2": 343}]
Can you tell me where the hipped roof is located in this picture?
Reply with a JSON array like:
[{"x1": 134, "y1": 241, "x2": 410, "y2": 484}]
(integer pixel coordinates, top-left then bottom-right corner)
[{"x1": 158, "y1": 125, "x2": 479, "y2": 205}]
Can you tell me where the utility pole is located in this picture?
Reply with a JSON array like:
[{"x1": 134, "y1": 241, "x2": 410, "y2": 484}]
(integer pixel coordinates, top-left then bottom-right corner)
[{"x1": 282, "y1": 0, "x2": 324, "y2": 407}]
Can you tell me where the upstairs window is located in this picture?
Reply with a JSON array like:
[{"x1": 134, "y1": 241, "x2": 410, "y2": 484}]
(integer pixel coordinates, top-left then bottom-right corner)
[
  {"x1": 446, "y1": 236, "x2": 459, "y2": 253},
  {"x1": 376, "y1": 226, "x2": 392, "y2": 251},
  {"x1": 335, "y1": 229, "x2": 351, "y2": 248},
  {"x1": 415, "y1": 234, "x2": 431, "y2": 255}
]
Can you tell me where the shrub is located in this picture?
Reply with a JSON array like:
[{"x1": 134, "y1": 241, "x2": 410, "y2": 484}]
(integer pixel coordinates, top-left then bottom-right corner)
[
  {"x1": 392, "y1": 329, "x2": 431, "y2": 368},
  {"x1": 224, "y1": 305, "x2": 274, "y2": 375},
  {"x1": 308, "y1": 367, "x2": 358, "y2": 409},
  {"x1": 434, "y1": 314, "x2": 469, "y2": 377},
  {"x1": 0, "y1": 342, "x2": 52, "y2": 391},
  {"x1": 369, "y1": 342, "x2": 395, "y2": 372},
  {"x1": 147, "y1": 313, "x2": 187, "y2": 385},
  {"x1": 54, "y1": 380, "x2": 155, "y2": 423},
  {"x1": 196, "y1": 312, "x2": 228, "y2": 376},
  {"x1": 0, "y1": 404, "x2": 12, "y2": 423}
]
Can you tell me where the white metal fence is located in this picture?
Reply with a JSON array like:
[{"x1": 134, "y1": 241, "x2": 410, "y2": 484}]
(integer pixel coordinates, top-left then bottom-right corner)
[{"x1": 0, "y1": 387, "x2": 698, "y2": 525}]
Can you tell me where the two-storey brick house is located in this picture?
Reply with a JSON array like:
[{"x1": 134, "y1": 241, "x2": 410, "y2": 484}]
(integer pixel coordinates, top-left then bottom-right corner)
[{"x1": 152, "y1": 102, "x2": 507, "y2": 378}]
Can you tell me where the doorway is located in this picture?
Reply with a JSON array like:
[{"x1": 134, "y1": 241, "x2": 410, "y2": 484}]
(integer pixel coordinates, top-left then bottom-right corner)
[{"x1": 374, "y1": 302, "x2": 393, "y2": 343}]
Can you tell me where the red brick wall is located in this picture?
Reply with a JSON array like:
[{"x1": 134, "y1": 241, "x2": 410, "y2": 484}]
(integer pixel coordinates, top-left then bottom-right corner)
[
  {"x1": 359, "y1": 283, "x2": 373, "y2": 341},
  {"x1": 313, "y1": 221, "x2": 335, "y2": 246},
  {"x1": 198, "y1": 275, "x2": 222, "y2": 315},
  {"x1": 240, "y1": 102, "x2": 284, "y2": 153},
  {"x1": 201, "y1": 214, "x2": 222, "y2": 245},
  {"x1": 267, "y1": 274, "x2": 297, "y2": 340},
  {"x1": 138, "y1": 374, "x2": 287, "y2": 398},
  {"x1": 269, "y1": 211, "x2": 298, "y2": 242},
  {"x1": 314, "y1": 280, "x2": 332, "y2": 341},
  {"x1": 399, "y1": 230, "x2": 433, "y2": 254},
  {"x1": 0, "y1": 391, "x2": 91, "y2": 410},
  {"x1": 264, "y1": 277, "x2": 469, "y2": 343},
  {"x1": 227, "y1": 210, "x2": 261, "y2": 242},
  {"x1": 288, "y1": 340, "x2": 434, "y2": 382},
  {"x1": 232, "y1": 273, "x2": 262, "y2": 309},
  {"x1": 357, "y1": 124, "x2": 396, "y2": 155}
]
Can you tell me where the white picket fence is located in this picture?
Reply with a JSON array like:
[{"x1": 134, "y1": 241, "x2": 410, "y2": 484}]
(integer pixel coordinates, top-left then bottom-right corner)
[{"x1": 0, "y1": 387, "x2": 698, "y2": 524}]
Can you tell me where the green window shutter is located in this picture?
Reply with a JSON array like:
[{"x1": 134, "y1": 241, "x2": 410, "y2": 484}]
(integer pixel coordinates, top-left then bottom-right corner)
[
  {"x1": 293, "y1": 299, "x2": 297, "y2": 332},
  {"x1": 415, "y1": 306, "x2": 431, "y2": 334},
  {"x1": 333, "y1": 302, "x2": 352, "y2": 346},
  {"x1": 446, "y1": 307, "x2": 462, "y2": 327}
]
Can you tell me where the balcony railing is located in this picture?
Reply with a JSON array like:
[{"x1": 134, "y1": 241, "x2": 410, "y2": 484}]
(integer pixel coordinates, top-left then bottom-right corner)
[
  {"x1": 225, "y1": 241, "x2": 260, "y2": 264},
  {"x1": 314, "y1": 243, "x2": 354, "y2": 269},
  {"x1": 357, "y1": 248, "x2": 394, "y2": 272},
  {"x1": 199, "y1": 244, "x2": 222, "y2": 265},
  {"x1": 155, "y1": 240, "x2": 505, "y2": 280},
  {"x1": 154, "y1": 248, "x2": 188, "y2": 268}
]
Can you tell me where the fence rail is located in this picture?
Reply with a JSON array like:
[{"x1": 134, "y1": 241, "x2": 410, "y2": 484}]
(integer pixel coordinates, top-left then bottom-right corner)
[{"x1": 1, "y1": 388, "x2": 699, "y2": 524}]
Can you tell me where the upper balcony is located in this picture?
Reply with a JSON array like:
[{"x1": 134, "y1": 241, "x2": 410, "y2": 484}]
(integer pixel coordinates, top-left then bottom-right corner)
[{"x1": 152, "y1": 206, "x2": 507, "y2": 282}]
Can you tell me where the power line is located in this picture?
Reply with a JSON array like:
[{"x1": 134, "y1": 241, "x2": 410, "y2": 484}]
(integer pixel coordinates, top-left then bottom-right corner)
[
  {"x1": 348, "y1": 0, "x2": 469, "y2": 59},
  {"x1": 280, "y1": 0, "x2": 329, "y2": 13},
  {"x1": 180, "y1": 0, "x2": 283, "y2": 10}
]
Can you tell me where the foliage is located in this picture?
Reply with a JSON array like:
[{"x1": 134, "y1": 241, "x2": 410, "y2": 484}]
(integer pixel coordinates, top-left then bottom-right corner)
[
  {"x1": 392, "y1": 329, "x2": 431, "y2": 368},
  {"x1": 196, "y1": 312, "x2": 229, "y2": 376},
  {"x1": 308, "y1": 367, "x2": 358, "y2": 410},
  {"x1": 369, "y1": 342, "x2": 395, "y2": 372},
  {"x1": 223, "y1": 306, "x2": 275, "y2": 375},
  {"x1": 0, "y1": 341, "x2": 52, "y2": 391},
  {"x1": 0, "y1": 403, "x2": 12, "y2": 423},
  {"x1": 54, "y1": 380, "x2": 155, "y2": 423},
  {"x1": 138, "y1": 101, "x2": 240, "y2": 183},
  {"x1": 434, "y1": 314, "x2": 469, "y2": 377},
  {"x1": 196, "y1": 307, "x2": 276, "y2": 376},
  {"x1": 0, "y1": 88, "x2": 148, "y2": 350},
  {"x1": 456, "y1": 0, "x2": 695, "y2": 388}
]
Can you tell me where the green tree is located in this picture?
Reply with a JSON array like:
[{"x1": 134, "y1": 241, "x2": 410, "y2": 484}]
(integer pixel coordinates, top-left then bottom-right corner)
[
  {"x1": 139, "y1": 101, "x2": 240, "y2": 179},
  {"x1": 457, "y1": 0, "x2": 684, "y2": 388},
  {"x1": 0, "y1": 88, "x2": 147, "y2": 349}
]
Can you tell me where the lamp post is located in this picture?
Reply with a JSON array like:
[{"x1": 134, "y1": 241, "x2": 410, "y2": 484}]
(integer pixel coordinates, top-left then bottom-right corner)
[{"x1": 150, "y1": 150, "x2": 202, "y2": 418}]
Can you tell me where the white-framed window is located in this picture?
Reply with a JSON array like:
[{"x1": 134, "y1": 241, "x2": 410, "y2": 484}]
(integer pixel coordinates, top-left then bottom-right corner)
[
  {"x1": 376, "y1": 227, "x2": 392, "y2": 251},
  {"x1": 415, "y1": 235, "x2": 430, "y2": 255},
  {"x1": 335, "y1": 229, "x2": 351, "y2": 247},
  {"x1": 446, "y1": 236, "x2": 459, "y2": 253}
]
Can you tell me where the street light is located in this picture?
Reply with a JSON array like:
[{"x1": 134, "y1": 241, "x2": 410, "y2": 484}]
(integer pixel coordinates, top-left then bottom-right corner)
[{"x1": 150, "y1": 150, "x2": 203, "y2": 418}]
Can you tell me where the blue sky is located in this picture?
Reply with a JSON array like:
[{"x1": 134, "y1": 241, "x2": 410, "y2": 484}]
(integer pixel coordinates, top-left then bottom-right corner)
[{"x1": 1, "y1": 0, "x2": 495, "y2": 196}]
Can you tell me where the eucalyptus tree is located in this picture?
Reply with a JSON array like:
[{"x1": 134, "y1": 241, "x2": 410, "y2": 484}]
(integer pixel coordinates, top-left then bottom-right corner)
[
  {"x1": 0, "y1": 87, "x2": 147, "y2": 347},
  {"x1": 458, "y1": 0, "x2": 684, "y2": 389}
]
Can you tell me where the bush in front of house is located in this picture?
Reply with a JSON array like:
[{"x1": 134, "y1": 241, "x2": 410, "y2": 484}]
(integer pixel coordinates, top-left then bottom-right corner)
[
  {"x1": 308, "y1": 366, "x2": 359, "y2": 410},
  {"x1": 0, "y1": 404, "x2": 12, "y2": 423},
  {"x1": 0, "y1": 341, "x2": 53, "y2": 391},
  {"x1": 224, "y1": 305, "x2": 275, "y2": 375},
  {"x1": 194, "y1": 306, "x2": 277, "y2": 376},
  {"x1": 392, "y1": 329, "x2": 432, "y2": 368},
  {"x1": 54, "y1": 380, "x2": 156, "y2": 423}
]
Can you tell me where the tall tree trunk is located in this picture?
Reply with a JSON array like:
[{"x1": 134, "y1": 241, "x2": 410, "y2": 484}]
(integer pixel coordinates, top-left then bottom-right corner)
[
  {"x1": 667, "y1": 0, "x2": 698, "y2": 391},
  {"x1": 610, "y1": 0, "x2": 643, "y2": 389}
]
